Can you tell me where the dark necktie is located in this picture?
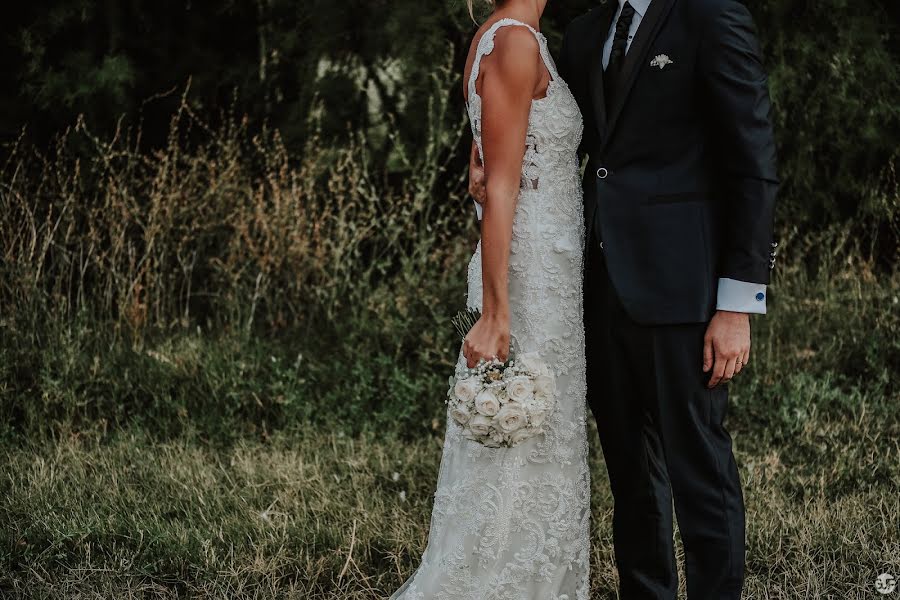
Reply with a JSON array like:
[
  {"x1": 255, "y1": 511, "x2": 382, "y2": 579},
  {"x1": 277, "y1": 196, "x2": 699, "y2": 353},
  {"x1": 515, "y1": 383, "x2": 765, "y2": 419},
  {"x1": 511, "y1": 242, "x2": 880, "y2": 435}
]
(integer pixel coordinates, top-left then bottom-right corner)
[{"x1": 604, "y1": 2, "x2": 636, "y2": 110}]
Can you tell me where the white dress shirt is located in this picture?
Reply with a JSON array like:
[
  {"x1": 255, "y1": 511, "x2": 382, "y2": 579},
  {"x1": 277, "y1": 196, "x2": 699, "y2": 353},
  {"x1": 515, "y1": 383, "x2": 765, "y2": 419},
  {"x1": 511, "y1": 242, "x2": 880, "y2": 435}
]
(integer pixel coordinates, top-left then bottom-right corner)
[
  {"x1": 601, "y1": 0, "x2": 768, "y2": 314},
  {"x1": 602, "y1": 0, "x2": 653, "y2": 69}
]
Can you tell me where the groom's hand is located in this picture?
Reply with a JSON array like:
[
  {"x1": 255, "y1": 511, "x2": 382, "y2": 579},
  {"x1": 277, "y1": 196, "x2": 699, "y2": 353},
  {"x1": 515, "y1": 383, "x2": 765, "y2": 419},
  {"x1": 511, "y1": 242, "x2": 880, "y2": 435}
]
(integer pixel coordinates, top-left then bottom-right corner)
[
  {"x1": 703, "y1": 311, "x2": 751, "y2": 388},
  {"x1": 469, "y1": 141, "x2": 487, "y2": 205}
]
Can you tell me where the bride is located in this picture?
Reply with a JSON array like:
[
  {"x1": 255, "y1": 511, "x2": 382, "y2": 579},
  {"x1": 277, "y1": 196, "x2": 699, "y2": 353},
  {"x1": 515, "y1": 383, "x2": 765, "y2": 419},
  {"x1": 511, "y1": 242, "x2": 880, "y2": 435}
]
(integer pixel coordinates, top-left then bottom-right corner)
[{"x1": 391, "y1": 0, "x2": 590, "y2": 597}]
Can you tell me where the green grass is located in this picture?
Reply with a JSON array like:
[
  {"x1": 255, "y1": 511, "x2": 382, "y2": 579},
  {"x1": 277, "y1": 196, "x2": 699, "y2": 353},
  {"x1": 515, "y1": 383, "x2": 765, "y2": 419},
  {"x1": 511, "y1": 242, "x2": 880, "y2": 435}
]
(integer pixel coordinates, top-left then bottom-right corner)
[
  {"x1": 0, "y1": 103, "x2": 897, "y2": 597},
  {"x1": 0, "y1": 237, "x2": 900, "y2": 600},
  {"x1": 1, "y1": 260, "x2": 898, "y2": 599},
  {"x1": 1, "y1": 412, "x2": 897, "y2": 599}
]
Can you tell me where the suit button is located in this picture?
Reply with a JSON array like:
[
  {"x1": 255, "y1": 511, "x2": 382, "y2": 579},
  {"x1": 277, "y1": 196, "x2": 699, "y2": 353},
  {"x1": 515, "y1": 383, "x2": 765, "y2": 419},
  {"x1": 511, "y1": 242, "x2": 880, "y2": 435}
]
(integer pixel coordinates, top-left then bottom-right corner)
[{"x1": 596, "y1": 167, "x2": 609, "y2": 179}]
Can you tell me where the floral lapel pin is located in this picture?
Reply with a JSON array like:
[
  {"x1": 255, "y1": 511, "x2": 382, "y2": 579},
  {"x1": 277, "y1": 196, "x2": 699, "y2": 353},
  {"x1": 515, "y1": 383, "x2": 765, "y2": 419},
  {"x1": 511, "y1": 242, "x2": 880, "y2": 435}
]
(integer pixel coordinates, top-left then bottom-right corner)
[{"x1": 650, "y1": 54, "x2": 674, "y2": 70}]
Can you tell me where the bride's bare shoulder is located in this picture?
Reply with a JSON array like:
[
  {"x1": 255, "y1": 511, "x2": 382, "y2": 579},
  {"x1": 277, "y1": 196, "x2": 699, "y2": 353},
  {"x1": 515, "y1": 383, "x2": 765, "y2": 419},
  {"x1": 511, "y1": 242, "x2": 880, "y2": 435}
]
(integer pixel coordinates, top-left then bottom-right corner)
[
  {"x1": 475, "y1": 26, "x2": 541, "y2": 91},
  {"x1": 471, "y1": 19, "x2": 539, "y2": 55},
  {"x1": 465, "y1": 20, "x2": 540, "y2": 99}
]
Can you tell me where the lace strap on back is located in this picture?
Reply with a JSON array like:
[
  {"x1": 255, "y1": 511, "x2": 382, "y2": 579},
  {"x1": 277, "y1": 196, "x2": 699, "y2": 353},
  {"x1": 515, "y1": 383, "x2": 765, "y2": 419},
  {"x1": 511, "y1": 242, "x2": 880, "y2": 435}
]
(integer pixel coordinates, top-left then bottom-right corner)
[{"x1": 466, "y1": 18, "x2": 556, "y2": 102}]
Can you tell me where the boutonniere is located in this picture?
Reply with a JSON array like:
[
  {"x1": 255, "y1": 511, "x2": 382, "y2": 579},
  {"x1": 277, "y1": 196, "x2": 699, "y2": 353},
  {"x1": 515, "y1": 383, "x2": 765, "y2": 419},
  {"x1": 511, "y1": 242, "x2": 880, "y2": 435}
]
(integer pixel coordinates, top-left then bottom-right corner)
[{"x1": 650, "y1": 54, "x2": 675, "y2": 70}]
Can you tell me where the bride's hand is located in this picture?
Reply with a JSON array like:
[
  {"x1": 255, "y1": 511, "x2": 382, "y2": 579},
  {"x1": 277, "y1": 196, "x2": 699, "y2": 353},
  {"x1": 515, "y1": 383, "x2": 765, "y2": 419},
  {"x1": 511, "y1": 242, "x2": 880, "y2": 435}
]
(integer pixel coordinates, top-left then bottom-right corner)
[{"x1": 463, "y1": 314, "x2": 510, "y2": 368}]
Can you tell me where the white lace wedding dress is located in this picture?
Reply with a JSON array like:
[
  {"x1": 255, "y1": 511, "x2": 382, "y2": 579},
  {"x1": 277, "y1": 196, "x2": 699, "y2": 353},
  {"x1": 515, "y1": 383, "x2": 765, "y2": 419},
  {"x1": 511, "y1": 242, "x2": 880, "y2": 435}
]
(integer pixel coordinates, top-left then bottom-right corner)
[{"x1": 390, "y1": 19, "x2": 590, "y2": 600}]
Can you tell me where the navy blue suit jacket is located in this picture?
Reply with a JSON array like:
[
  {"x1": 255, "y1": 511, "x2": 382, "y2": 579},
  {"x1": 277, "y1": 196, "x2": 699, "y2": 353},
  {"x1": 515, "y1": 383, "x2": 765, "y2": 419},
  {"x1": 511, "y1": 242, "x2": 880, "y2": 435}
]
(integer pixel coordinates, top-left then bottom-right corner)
[{"x1": 560, "y1": 0, "x2": 779, "y2": 324}]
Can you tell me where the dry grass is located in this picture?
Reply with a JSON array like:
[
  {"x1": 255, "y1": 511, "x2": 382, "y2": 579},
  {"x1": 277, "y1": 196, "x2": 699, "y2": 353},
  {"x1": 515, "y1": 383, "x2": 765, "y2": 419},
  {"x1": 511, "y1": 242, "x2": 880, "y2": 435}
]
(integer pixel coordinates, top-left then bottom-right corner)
[
  {"x1": 0, "y1": 411, "x2": 897, "y2": 599},
  {"x1": 0, "y1": 85, "x2": 468, "y2": 337},
  {"x1": 1, "y1": 73, "x2": 898, "y2": 598}
]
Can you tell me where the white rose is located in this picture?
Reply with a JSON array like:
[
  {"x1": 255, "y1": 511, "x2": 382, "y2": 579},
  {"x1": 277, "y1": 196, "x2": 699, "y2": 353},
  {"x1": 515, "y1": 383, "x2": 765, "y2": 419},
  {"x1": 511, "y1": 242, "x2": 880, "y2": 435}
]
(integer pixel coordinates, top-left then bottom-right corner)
[
  {"x1": 508, "y1": 427, "x2": 538, "y2": 446},
  {"x1": 506, "y1": 376, "x2": 534, "y2": 403},
  {"x1": 474, "y1": 389, "x2": 501, "y2": 416},
  {"x1": 453, "y1": 377, "x2": 481, "y2": 404},
  {"x1": 494, "y1": 402, "x2": 527, "y2": 433},
  {"x1": 450, "y1": 402, "x2": 471, "y2": 425},
  {"x1": 529, "y1": 409, "x2": 548, "y2": 428},
  {"x1": 468, "y1": 414, "x2": 492, "y2": 437}
]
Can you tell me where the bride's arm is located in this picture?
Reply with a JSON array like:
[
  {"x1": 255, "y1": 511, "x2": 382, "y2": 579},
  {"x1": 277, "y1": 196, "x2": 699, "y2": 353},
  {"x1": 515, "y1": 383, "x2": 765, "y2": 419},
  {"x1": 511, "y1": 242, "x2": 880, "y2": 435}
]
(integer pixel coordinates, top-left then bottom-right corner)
[{"x1": 463, "y1": 27, "x2": 542, "y2": 368}]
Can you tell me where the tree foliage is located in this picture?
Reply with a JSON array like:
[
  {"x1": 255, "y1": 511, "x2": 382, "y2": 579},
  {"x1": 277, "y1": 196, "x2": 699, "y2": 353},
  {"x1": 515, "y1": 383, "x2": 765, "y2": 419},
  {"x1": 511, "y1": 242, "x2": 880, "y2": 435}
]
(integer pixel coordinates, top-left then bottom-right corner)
[{"x1": 1, "y1": 0, "x2": 897, "y2": 236}]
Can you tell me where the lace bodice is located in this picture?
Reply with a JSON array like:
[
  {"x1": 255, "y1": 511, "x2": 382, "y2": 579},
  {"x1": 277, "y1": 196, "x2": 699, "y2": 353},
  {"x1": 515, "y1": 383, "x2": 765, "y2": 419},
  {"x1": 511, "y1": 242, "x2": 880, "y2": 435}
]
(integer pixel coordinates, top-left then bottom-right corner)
[{"x1": 391, "y1": 19, "x2": 589, "y2": 600}]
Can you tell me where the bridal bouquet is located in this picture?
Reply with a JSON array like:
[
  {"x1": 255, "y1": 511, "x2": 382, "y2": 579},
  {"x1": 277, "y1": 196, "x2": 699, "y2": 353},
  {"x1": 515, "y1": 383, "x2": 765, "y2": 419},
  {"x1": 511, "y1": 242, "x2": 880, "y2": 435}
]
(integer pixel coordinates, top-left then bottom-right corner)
[{"x1": 446, "y1": 309, "x2": 557, "y2": 448}]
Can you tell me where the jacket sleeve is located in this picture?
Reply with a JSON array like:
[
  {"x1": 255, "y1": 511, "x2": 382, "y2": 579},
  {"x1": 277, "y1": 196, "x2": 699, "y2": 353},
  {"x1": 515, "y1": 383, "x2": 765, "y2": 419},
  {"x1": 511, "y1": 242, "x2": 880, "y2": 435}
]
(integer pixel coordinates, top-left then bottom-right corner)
[{"x1": 699, "y1": 0, "x2": 779, "y2": 285}]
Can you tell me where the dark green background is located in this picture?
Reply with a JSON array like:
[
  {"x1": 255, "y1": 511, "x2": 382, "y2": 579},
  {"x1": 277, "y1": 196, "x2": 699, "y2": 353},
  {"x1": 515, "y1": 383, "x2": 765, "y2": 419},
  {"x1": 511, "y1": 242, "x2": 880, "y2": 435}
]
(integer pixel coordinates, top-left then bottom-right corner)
[
  {"x1": 0, "y1": 8, "x2": 897, "y2": 595},
  {"x1": 3, "y1": 0, "x2": 898, "y2": 240}
]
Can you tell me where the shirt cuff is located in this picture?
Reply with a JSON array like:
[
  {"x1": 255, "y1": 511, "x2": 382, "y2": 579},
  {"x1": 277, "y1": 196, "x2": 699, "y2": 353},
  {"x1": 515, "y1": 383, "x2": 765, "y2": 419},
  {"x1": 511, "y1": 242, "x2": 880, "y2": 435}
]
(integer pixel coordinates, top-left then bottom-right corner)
[{"x1": 716, "y1": 278, "x2": 767, "y2": 314}]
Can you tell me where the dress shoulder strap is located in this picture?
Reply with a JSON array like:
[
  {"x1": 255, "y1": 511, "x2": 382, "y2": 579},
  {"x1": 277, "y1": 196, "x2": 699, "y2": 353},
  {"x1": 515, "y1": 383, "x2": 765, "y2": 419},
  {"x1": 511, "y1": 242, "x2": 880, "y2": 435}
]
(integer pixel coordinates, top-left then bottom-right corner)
[{"x1": 467, "y1": 18, "x2": 557, "y2": 101}]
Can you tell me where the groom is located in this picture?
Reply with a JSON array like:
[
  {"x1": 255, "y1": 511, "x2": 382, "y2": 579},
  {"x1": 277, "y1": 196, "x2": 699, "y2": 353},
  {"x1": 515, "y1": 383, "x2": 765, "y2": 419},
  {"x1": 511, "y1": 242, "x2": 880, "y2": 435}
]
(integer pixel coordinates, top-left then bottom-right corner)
[{"x1": 471, "y1": 0, "x2": 778, "y2": 597}]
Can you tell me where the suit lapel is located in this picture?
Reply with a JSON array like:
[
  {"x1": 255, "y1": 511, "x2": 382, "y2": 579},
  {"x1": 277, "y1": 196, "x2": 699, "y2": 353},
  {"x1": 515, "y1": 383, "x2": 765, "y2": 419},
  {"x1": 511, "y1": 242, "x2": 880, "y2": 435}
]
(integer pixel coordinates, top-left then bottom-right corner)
[
  {"x1": 604, "y1": 0, "x2": 677, "y2": 141},
  {"x1": 588, "y1": 1, "x2": 618, "y2": 137}
]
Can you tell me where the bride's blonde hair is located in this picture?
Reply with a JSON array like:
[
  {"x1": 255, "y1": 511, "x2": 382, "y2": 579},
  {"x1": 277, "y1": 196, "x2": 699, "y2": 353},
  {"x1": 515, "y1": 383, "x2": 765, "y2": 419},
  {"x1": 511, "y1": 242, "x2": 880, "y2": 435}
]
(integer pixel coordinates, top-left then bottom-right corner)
[{"x1": 467, "y1": 0, "x2": 497, "y2": 21}]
